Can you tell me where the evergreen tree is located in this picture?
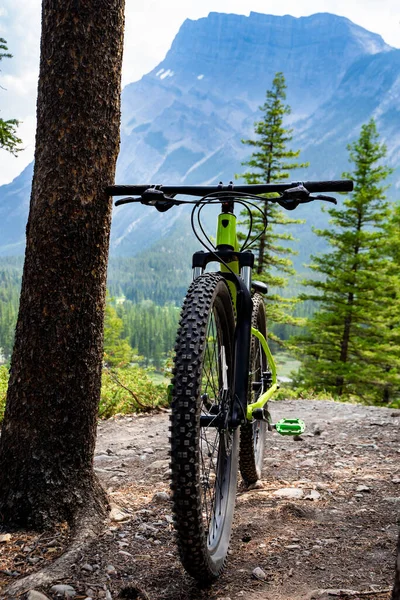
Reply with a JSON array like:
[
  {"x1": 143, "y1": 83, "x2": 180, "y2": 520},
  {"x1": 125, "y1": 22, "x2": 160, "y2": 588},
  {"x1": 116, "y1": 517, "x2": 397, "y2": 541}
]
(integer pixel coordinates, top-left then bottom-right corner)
[
  {"x1": 238, "y1": 72, "x2": 308, "y2": 335},
  {"x1": 0, "y1": 38, "x2": 22, "y2": 155},
  {"x1": 103, "y1": 300, "x2": 135, "y2": 368},
  {"x1": 294, "y1": 120, "x2": 399, "y2": 402}
]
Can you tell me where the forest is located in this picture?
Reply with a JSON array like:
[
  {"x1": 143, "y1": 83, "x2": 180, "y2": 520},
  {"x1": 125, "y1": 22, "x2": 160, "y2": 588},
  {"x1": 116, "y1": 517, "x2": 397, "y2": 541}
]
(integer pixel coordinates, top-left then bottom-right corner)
[{"x1": 1, "y1": 75, "x2": 399, "y2": 419}]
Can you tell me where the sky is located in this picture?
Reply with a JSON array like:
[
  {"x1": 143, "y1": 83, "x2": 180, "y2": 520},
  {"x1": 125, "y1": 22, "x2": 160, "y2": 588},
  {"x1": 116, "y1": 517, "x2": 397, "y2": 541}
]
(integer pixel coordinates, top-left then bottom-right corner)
[{"x1": 0, "y1": 0, "x2": 399, "y2": 185}]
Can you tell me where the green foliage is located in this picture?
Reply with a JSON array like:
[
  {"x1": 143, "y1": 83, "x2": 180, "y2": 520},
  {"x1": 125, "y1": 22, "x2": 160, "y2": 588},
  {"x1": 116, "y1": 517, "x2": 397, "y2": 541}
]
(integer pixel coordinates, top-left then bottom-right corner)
[
  {"x1": 0, "y1": 259, "x2": 181, "y2": 368},
  {"x1": 118, "y1": 299, "x2": 180, "y2": 369},
  {"x1": 0, "y1": 365, "x2": 8, "y2": 421},
  {"x1": 103, "y1": 300, "x2": 135, "y2": 367},
  {"x1": 0, "y1": 258, "x2": 22, "y2": 360},
  {"x1": 0, "y1": 362, "x2": 168, "y2": 423},
  {"x1": 99, "y1": 366, "x2": 168, "y2": 418},
  {"x1": 0, "y1": 38, "x2": 23, "y2": 155},
  {"x1": 237, "y1": 72, "x2": 308, "y2": 338},
  {"x1": 107, "y1": 220, "x2": 194, "y2": 305},
  {"x1": 294, "y1": 119, "x2": 400, "y2": 404}
]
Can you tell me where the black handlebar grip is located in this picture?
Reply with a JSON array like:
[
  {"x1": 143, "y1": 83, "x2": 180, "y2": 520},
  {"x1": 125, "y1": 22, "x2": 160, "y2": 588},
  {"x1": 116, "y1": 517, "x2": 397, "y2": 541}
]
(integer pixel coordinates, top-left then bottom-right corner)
[{"x1": 303, "y1": 180, "x2": 353, "y2": 193}]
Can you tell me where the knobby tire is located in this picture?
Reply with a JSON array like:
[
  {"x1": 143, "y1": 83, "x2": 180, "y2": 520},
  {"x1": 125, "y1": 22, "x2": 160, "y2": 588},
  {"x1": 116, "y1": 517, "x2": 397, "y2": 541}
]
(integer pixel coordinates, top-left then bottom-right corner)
[{"x1": 170, "y1": 273, "x2": 239, "y2": 583}]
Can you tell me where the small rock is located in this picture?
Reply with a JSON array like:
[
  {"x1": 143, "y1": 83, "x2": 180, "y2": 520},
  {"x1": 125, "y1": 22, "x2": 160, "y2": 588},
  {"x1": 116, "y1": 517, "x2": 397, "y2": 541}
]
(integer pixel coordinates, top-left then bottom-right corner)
[
  {"x1": 384, "y1": 496, "x2": 400, "y2": 503},
  {"x1": 152, "y1": 491, "x2": 170, "y2": 503},
  {"x1": 252, "y1": 566, "x2": 267, "y2": 580},
  {"x1": 316, "y1": 483, "x2": 332, "y2": 491},
  {"x1": 106, "y1": 564, "x2": 117, "y2": 576},
  {"x1": 392, "y1": 477, "x2": 400, "y2": 484},
  {"x1": 27, "y1": 591, "x2": 51, "y2": 600},
  {"x1": 143, "y1": 447, "x2": 155, "y2": 454},
  {"x1": 247, "y1": 480, "x2": 264, "y2": 490},
  {"x1": 0, "y1": 533, "x2": 12, "y2": 543},
  {"x1": 81, "y1": 563, "x2": 93, "y2": 572},
  {"x1": 105, "y1": 590, "x2": 112, "y2": 600},
  {"x1": 308, "y1": 590, "x2": 359, "y2": 599},
  {"x1": 301, "y1": 459, "x2": 316, "y2": 467},
  {"x1": 147, "y1": 459, "x2": 170, "y2": 471},
  {"x1": 304, "y1": 490, "x2": 321, "y2": 501},
  {"x1": 312, "y1": 424, "x2": 322, "y2": 435},
  {"x1": 356, "y1": 485, "x2": 370, "y2": 493},
  {"x1": 50, "y1": 584, "x2": 77, "y2": 598},
  {"x1": 285, "y1": 544, "x2": 301, "y2": 549},
  {"x1": 109, "y1": 504, "x2": 130, "y2": 522},
  {"x1": 273, "y1": 488, "x2": 304, "y2": 499},
  {"x1": 138, "y1": 523, "x2": 158, "y2": 534}
]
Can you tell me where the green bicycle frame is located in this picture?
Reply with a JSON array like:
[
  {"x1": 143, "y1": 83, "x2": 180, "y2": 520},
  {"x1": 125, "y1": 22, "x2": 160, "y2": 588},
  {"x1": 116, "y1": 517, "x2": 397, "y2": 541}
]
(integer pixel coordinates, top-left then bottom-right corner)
[
  {"x1": 216, "y1": 212, "x2": 239, "y2": 306},
  {"x1": 215, "y1": 210, "x2": 278, "y2": 422}
]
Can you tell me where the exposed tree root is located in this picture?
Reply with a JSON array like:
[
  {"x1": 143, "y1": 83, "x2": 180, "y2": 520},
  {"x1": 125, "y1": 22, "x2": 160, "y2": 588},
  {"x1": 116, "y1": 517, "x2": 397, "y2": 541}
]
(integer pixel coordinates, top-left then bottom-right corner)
[{"x1": 1, "y1": 495, "x2": 107, "y2": 599}]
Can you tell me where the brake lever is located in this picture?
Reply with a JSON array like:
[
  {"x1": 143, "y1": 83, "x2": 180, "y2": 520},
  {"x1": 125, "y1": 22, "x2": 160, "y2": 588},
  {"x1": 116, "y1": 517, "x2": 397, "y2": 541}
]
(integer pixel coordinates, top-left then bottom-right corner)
[
  {"x1": 141, "y1": 188, "x2": 177, "y2": 212},
  {"x1": 275, "y1": 184, "x2": 309, "y2": 210},
  {"x1": 275, "y1": 185, "x2": 337, "y2": 210},
  {"x1": 114, "y1": 196, "x2": 139, "y2": 206},
  {"x1": 310, "y1": 194, "x2": 337, "y2": 205}
]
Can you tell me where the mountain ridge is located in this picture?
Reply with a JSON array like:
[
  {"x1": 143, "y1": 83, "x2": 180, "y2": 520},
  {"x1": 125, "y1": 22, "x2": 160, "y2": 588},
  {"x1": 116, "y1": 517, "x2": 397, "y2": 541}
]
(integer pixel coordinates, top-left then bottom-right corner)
[{"x1": 0, "y1": 11, "x2": 398, "y2": 257}]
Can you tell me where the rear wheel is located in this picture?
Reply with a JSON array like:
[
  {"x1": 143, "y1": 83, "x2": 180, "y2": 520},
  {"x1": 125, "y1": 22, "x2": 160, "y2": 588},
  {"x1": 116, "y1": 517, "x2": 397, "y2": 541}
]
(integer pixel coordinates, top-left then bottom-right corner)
[
  {"x1": 239, "y1": 293, "x2": 269, "y2": 485},
  {"x1": 170, "y1": 273, "x2": 239, "y2": 582}
]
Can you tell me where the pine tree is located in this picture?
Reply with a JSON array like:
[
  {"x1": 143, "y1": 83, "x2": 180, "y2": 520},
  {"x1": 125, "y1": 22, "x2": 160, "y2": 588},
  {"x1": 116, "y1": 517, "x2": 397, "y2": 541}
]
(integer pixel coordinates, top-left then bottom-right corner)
[
  {"x1": 103, "y1": 300, "x2": 134, "y2": 368},
  {"x1": 374, "y1": 202, "x2": 400, "y2": 404},
  {"x1": 0, "y1": 38, "x2": 22, "y2": 155},
  {"x1": 238, "y1": 72, "x2": 308, "y2": 335},
  {"x1": 294, "y1": 120, "x2": 399, "y2": 402}
]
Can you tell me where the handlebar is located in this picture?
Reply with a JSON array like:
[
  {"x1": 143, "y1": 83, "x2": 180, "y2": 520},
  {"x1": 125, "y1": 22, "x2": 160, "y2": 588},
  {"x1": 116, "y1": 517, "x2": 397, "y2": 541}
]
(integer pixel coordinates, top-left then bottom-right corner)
[
  {"x1": 107, "y1": 180, "x2": 353, "y2": 198},
  {"x1": 106, "y1": 180, "x2": 353, "y2": 212}
]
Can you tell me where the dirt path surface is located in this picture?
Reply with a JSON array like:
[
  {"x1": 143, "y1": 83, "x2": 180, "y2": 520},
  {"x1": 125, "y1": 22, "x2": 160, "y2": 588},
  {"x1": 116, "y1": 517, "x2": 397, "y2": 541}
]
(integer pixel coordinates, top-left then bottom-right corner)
[{"x1": 2, "y1": 400, "x2": 400, "y2": 600}]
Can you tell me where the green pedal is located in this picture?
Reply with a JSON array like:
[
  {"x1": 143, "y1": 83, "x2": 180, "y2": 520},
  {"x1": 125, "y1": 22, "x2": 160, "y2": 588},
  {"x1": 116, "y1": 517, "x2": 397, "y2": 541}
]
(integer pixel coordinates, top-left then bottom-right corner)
[{"x1": 274, "y1": 418, "x2": 305, "y2": 436}]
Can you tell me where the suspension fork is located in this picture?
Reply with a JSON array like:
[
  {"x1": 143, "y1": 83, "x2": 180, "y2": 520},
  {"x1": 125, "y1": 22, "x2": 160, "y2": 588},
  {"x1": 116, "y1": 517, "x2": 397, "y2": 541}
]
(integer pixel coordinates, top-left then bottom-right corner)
[{"x1": 192, "y1": 200, "x2": 254, "y2": 428}]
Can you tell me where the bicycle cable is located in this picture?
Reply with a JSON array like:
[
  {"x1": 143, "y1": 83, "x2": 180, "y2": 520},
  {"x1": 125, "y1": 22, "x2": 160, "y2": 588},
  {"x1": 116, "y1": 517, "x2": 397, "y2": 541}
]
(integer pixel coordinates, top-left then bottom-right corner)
[{"x1": 189, "y1": 190, "x2": 272, "y2": 278}]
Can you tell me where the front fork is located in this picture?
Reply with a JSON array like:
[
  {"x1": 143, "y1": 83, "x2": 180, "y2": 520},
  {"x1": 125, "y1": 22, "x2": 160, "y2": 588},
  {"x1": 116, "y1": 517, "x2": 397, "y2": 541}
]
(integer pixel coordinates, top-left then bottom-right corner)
[{"x1": 192, "y1": 248, "x2": 256, "y2": 428}]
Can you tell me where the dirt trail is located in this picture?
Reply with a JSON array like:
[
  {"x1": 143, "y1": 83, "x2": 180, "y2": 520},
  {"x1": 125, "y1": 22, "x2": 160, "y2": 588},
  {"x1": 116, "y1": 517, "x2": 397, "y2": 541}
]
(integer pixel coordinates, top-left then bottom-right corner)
[{"x1": 2, "y1": 399, "x2": 400, "y2": 599}]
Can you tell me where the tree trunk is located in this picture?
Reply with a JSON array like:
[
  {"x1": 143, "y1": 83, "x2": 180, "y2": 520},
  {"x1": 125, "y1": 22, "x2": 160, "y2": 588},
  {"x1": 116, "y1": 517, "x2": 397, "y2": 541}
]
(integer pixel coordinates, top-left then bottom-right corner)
[
  {"x1": 393, "y1": 532, "x2": 400, "y2": 600},
  {"x1": 0, "y1": 0, "x2": 125, "y2": 529}
]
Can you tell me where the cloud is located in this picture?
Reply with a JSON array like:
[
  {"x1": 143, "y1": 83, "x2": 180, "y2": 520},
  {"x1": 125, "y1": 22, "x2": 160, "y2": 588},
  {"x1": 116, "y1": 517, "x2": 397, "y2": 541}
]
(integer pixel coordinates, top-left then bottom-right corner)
[{"x1": 0, "y1": 0, "x2": 399, "y2": 184}]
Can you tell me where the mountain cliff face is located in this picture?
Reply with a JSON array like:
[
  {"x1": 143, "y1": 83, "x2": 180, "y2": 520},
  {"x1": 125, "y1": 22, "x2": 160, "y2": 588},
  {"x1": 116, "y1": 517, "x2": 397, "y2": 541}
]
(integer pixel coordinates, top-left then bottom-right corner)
[{"x1": 0, "y1": 11, "x2": 397, "y2": 256}]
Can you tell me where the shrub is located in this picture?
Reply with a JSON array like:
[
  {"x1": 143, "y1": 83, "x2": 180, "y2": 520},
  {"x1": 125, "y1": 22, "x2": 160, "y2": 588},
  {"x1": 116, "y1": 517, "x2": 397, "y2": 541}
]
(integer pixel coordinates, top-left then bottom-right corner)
[
  {"x1": 99, "y1": 365, "x2": 168, "y2": 419},
  {"x1": 0, "y1": 365, "x2": 9, "y2": 422}
]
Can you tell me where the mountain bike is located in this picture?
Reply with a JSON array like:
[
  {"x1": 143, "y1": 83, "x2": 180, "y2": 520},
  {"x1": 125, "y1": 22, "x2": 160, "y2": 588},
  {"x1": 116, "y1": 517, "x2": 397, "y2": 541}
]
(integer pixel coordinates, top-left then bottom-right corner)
[{"x1": 107, "y1": 179, "x2": 353, "y2": 583}]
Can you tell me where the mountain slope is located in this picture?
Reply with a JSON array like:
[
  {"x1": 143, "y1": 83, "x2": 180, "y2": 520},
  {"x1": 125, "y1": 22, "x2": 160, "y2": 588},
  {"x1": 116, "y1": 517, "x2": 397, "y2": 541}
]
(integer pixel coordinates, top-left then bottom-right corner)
[{"x1": 0, "y1": 11, "x2": 396, "y2": 257}]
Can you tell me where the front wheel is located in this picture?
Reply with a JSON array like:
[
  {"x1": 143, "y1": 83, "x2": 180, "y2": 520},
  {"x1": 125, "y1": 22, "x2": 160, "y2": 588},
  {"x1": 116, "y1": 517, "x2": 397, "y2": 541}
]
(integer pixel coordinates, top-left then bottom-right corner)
[
  {"x1": 170, "y1": 273, "x2": 239, "y2": 583},
  {"x1": 239, "y1": 293, "x2": 269, "y2": 485}
]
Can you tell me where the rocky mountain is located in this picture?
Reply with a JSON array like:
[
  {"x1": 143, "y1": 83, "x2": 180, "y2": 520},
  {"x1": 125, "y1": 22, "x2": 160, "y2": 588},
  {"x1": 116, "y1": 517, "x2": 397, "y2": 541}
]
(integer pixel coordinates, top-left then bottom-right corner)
[{"x1": 0, "y1": 11, "x2": 398, "y2": 258}]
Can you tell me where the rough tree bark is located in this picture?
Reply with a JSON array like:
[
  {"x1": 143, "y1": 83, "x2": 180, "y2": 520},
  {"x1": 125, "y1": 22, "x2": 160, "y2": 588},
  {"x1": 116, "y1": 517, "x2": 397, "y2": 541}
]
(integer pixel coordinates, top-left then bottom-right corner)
[
  {"x1": 393, "y1": 532, "x2": 400, "y2": 599},
  {"x1": 0, "y1": 0, "x2": 125, "y2": 529}
]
